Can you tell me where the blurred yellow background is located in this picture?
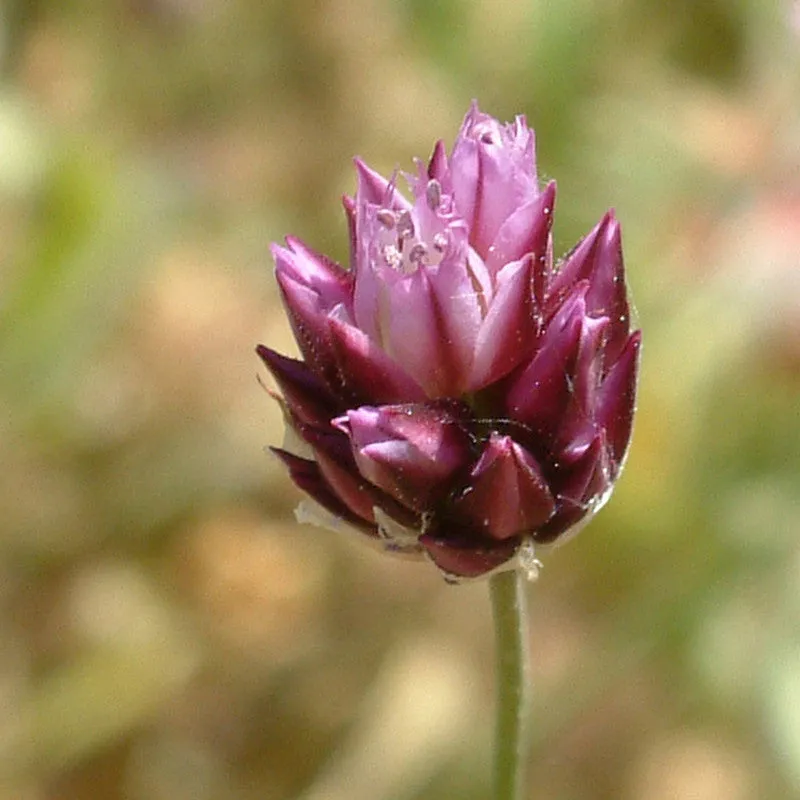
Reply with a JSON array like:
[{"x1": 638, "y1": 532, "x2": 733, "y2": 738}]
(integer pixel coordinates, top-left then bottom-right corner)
[{"x1": 1, "y1": 1, "x2": 799, "y2": 798}]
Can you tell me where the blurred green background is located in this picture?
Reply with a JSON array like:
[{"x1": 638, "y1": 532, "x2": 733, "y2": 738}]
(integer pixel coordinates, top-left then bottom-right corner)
[{"x1": 1, "y1": 1, "x2": 799, "y2": 798}]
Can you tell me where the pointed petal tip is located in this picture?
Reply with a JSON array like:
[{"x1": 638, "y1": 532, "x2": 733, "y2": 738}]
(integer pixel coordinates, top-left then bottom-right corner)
[
  {"x1": 618, "y1": 329, "x2": 643, "y2": 366},
  {"x1": 269, "y1": 240, "x2": 288, "y2": 261},
  {"x1": 353, "y1": 156, "x2": 385, "y2": 183},
  {"x1": 452, "y1": 434, "x2": 555, "y2": 541},
  {"x1": 541, "y1": 179, "x2": 557, "y2": 202},
  {"x1": 255, "y1": 342, "x2": 270, "y2": 360},
  {"x1": 427, "y1": 139, "x2": 448, "y2": 180},
  {"x1": 602, "y1": 211, "x2": 621, "y2": 245},
  {"x1": 330, "y1": 414, "x2": 348, "y2": 434},
  {"x1": 256, "y1": 343, "x2": 284, "y2": 374}
]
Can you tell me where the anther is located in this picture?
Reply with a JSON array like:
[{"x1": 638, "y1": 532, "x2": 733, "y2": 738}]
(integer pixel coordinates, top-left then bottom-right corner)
[
  {"x1": 407, "y1": 243, "x2": 428, "y2": 268},
  {"x1": 376, "y1": 209, "x2": 396, "y2": 229},
  {"x1": 426, "y1": 179, "x2": 442, "y2": 211},
  {"x1": 396, "y1": 210, "x2": 415, "y2": 240}
]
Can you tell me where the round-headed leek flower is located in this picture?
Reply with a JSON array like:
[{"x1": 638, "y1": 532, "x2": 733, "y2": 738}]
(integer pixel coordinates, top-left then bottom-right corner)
[{"x1": 257, "y1": 102, "x2": 641, "y2": 583}]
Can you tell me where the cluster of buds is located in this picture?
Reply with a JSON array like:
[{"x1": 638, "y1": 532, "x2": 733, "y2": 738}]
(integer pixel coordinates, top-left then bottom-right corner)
[{"x1": 258, "y1": 102, "x2": 641, "y2": 582}]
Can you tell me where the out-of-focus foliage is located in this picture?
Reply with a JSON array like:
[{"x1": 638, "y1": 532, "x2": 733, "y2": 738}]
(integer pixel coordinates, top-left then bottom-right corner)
[{"x1": 1, "y1": 1, "x2": 798, "y2": 799}]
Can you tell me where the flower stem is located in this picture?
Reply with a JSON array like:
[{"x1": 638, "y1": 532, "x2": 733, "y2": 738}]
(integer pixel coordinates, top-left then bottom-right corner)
[{"x1": 490, "y1": 569, "x2": 531, "y2": 800}]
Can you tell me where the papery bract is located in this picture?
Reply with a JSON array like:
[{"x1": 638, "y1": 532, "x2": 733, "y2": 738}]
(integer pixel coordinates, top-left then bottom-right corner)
[{"x1": 258, "y1": 101, "x2": 641, "y2": 581}]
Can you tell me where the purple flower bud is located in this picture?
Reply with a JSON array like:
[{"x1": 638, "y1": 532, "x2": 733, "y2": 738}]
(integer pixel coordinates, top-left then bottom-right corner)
[{"x1": 259, "y1": 102, "x2": 641, "y2": 582}]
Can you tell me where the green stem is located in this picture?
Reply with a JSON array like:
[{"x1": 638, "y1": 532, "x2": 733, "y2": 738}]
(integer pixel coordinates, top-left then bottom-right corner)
[{"x1": 490, "y1": 569, "x2": 531, "y2": 800}]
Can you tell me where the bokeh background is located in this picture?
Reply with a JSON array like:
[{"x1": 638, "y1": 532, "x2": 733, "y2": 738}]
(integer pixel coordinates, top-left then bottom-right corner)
[{"x1": 2, "y1": 1, "x2": 800, "y2": 798}]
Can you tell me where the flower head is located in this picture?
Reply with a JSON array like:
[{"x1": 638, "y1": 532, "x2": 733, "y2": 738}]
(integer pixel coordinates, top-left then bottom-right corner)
[{"x1": 258, "y1": 102, "x2": 641, "y2": 582}]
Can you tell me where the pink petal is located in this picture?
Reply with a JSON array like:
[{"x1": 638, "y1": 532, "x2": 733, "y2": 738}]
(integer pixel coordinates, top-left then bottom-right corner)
[
  {"x1": 469, "y1": 254, "x2": 539, "y2": 390},
  {"x1": 485, "y1": 181, "x2": 556, "y2": 275},
  {"x1": 342, "y1": 193, "x2": 357, "y2": 270},
  {"x1": 426, "y1": 258, "x2": 485, "y2": 394},
  {"x1": 354, "y1": 158, "x2": 409, "y2": 210},
  {"x1": 271, "y1": 239, "x2": 352, "y2": 313},
  {"x1": 385, "y1": 268, "x2": 456, "y2": 397},
  {"x1": 351, "y1": 250, "x2": 383, "y2": 344},
  {"x1": 450, "y1": 106, "x2": 540, "y2": 259},
  {"x1": 449, "y1": 110, "x2": 482, "y2": 235}
]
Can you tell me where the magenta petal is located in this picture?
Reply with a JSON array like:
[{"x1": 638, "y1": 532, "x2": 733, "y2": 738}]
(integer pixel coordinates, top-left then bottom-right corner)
[
  {"x1": 426, "y1": 139, "x2": 451, "y2": 188},
  {"x1": 532, "y1": 498, "x2": 587, "y2": 544},
  {"x1": 505, "y1": 286, "x2": 588, "y2": 432},
  {"x1": 596, "y1": 330, "x2": 642, "y2": 469},
  {"x1": 327, "y1": 317, "x2": 427, "y2": 404},
  {"x1": 453, "y1": 434, "x2": 555, "y2": 541},
  {"x1": 485, "y1": 181, "x2": 556, "y2": 274},
  {"x1": 556, "y1": 435, "x2": 608, "y2": 505},
  {"x1": 419, "y1": 533, "x2": 517, "y2": 579},
  {"x1": 274, "y1": 270, "x2": 336, "y2": 377},
  {"x1": 547, "y1": 212, "x2": 630, "y2": 360},
  {"x1": 271, "y1": 239, "x2": 352, "y2": 313},
  {"x1": 297, "y1": 425, "x2": 421, "y2": 529},
  {"x1": 336, "y1": 402, "x2": 471, "y2": 471},
  {"x1": 559, "y1": 313, "x2": 611, "y2": 440},
  {"x1": 368, "y1": 402, "x2": 471, "y2": 463},
  {"x1": 271, "y1": 448, "x2": 374, "y2": 533},
  {"x1": 256, "y1": 345, "x2": 339, "y2": 427},
  {"x1": 469, "y1": 254, "x2": 539, "y2": 390},
  {"x1": 312, "y1": 449, "x2": 376, "y2": 524},
  {"x1": 335, "y1": 403, "x2": 472, "y2": 512},
  {"x1": 534, "y1": 436, "x2": 612, "y2": 544},
  {"x1": 547, "y1": 212, "x2": 614, "y2": 301}
]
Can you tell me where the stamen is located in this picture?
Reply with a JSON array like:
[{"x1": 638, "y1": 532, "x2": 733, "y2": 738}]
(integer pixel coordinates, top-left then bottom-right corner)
[
  {"x1": 382, "y1": 245, "x2": 402, "y2": 270},
  {"x1": 407, "y1": 243, "x2": 428, "y2": 268},
  {"x1": 376, "y1": 209, "x2": 396, "y2": 229},
  {"x1": 426, "y1": 179, "x2": 442, "y2": 211},
  {"x1": 432, "y1": 233, "x2": 448, "y2": 253},
  {"x1": 396, "y1": 210, "x2": 415, "y2": 240}
]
